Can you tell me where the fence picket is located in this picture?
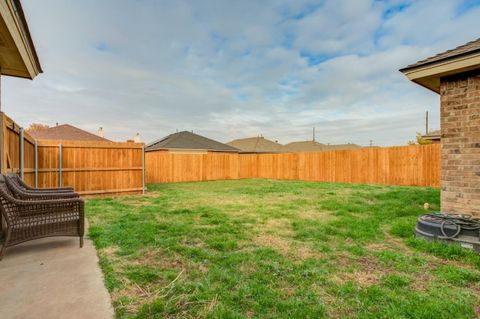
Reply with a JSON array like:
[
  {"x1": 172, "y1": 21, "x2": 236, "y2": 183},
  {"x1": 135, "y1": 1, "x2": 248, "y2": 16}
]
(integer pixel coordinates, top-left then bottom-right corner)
[{"x1": 146, "y1": 145, "x2": 441, "y2": 187}]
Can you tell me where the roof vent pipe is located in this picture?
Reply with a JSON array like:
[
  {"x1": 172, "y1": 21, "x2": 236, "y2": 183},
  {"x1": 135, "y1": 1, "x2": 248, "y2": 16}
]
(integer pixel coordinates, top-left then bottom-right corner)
[{"x1": 97, "y1": 127, "x2": 104, "y2": 137}]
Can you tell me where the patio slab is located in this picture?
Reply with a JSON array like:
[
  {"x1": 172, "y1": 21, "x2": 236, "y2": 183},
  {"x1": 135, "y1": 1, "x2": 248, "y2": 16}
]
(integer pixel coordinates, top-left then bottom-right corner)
[{"x1": 0, "y1": 231, "x2": 114, "y2": 319}]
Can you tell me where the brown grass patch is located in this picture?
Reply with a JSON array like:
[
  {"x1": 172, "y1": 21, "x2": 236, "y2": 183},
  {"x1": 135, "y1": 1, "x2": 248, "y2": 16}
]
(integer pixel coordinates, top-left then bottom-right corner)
[
  {"x1": 331, "y1": 255, "x2": 387, "y2": 287},
  {"x1": 123, "y1": 200, "x2": 148, "y2": 207},
  {"x1": 112, "y1": 268, "x2": 186, "y2": 315},
  {"x1": 262, "y1": 218, "x2": 293, "y2": 235},
  {"x1": 331, "y1": 269, "x2": 382, "y2": 288},
  {"x1": 253, "y1": 234, "x2": 323, "y2": 261},
  {"x1": 297, "y1": 209, "x2": 335, "y2": 221},
  {"x1": 365, "y1": 243, "x2": 390, "y2": 251},
  {"x1": 351, "y1": 271, "x2": 380, "y2": 287},
  {"x1": 409, "y1": 271, "x2": 433, "y2": 292},
  {"x1": 102, "y1": 245, "x2": 120, "y2": 257},
  {"x1": 254, "y1": 235, "x2": 291, "y2": 255}
]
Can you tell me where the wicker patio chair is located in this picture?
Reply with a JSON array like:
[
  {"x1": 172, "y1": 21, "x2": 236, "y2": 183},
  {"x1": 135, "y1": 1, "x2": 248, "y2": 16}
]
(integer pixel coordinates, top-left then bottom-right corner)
[
  {"x1": 0, "y1": 176, "x2": 84, "y2": 259},
  {"x1": 4, "y1": 174, "x2": 79, "y2": 201},
  {"x1": 6, "y1": 172, "x2": 74, "y2": 193}
]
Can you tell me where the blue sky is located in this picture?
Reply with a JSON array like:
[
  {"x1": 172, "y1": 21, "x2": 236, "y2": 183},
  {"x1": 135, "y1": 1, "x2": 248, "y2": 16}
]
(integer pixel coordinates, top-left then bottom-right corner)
[{"x1": 4, "y1": 0, "x2": 480, "y2": 145}]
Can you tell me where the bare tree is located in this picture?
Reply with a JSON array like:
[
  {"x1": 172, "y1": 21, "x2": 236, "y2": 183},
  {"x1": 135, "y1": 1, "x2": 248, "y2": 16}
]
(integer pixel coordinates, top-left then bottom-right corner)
[
  {"x1": 26, "y1": 123, "x2": 49, "y2": 133},
  {"x1": 408, "y1": 132, "x2": 432, "y2": 145}
]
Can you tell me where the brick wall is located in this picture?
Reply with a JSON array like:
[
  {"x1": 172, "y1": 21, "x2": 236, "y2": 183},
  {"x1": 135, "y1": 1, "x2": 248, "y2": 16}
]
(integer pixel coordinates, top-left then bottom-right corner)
[{"x1": 440, "y1": 70, "x2": 480, "y2": 216}]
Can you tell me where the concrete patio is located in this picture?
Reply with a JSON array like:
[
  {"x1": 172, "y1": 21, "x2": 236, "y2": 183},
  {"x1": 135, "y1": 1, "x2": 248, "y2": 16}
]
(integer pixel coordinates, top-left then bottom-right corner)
[{"x1": 0, "y1": 233, "x2": 114, "y2": 319}]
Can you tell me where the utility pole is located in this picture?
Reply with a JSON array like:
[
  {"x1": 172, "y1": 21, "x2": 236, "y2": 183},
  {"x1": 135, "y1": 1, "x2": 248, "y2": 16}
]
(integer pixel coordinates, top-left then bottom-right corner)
[
  {"x1": 425, "y1": 111, "x2": 429, "y2": 135},
  {"x1": 312, "y1": 127, "x2": 316, "y2": 142}
]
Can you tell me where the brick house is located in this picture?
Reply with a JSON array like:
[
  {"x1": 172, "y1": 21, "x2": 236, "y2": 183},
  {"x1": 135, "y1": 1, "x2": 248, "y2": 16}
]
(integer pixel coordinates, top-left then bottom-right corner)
[{"x1": 400, "y1": 38, "x2": 480, "y2": 216}]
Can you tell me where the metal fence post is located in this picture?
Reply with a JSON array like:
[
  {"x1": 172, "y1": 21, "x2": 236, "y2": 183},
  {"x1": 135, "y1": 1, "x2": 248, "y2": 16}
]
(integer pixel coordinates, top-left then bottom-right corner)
[
  {"x1": 59, "y1": 143, "x2": 63, "y2": 187},
  {"x1": 142, "y1": 144, "x2": 145, "y2": 194},
  {"x1": 19, "y1": 127, "x2": 24, "y2": 179},
  {"x1": 34, "y1": 140, "x2": 38, "y2": 188}
]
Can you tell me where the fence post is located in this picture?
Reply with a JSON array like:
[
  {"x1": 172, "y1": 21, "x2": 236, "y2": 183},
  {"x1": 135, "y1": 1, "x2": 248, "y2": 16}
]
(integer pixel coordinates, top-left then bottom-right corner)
[
  {"x1": 142, "y1": 144, "x2": 145, "y2": 194},
  {"x1": 34, "y1": 140, "x2": 38, "y2": 188},
  {"x1": 19, "y1": 127, "x2": 24, "y2": 179},
  {"x1": 59, "y1": 143, "x2": 63, "y2": 187}
]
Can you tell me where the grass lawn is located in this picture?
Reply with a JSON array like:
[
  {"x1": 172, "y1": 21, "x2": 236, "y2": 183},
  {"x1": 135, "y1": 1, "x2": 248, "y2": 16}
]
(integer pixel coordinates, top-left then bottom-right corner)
[{"x1": 87, "y1": 179, "x2": 480, "y2": 319}]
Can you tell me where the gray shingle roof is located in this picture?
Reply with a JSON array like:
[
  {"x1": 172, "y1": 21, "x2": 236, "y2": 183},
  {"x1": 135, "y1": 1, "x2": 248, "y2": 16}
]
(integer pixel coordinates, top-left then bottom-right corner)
[
  {"x1": 29, "y1": 124, "x2": 111, "y2": 142},
  {"x1": 283, "y1": 141, "x2": 326, "y2": 152},
  {"x1": 227, "y1": 137, "x2": 284, "y2": 153},
  {"x1": 320, "y1": 143, "x2": 362, "y2": 151},
  {"x1": 147, "y1": 131, "x2": 239, "y2": 152},
  {"x1": 400, "y1": 38, "x2": 480, "y2": 71}
]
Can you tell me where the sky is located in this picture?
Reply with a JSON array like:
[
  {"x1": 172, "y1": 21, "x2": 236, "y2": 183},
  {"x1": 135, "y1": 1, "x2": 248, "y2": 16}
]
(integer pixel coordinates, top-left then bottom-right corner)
[{"x1": 3, "y1": 0, "x2": 480, "y2": 146}]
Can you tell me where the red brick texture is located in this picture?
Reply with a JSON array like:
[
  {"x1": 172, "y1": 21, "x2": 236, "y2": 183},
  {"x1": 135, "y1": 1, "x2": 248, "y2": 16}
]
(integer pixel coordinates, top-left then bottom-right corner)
[{"x1": 440, "y1": 71, "x2": 480, "y2": 216}]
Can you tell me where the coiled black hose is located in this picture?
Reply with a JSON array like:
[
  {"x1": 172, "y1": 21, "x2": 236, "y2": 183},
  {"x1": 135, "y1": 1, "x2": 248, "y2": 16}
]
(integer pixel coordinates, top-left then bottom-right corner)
[{"x1": 422, "y1": 213, "x2": 480, "y2": 239}]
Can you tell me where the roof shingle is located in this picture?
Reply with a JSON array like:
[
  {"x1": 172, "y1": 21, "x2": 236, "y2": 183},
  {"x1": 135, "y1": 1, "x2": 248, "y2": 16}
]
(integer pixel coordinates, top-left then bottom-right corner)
[
  {"x1": 400, "y1": 38, "x2": 480, "y2": 71},
  {"x1": 28, "y1": 124, "x2": 111, "y2": 142},
  {"x1": 283, "y1": 141, "x2": 326, "y2": 152},
  {"x1": 147, "y1": 131, "x2": 239, "y2": 152},
  {"x1": 227, "y1": 137, "x2": 284, "y2": 153}
]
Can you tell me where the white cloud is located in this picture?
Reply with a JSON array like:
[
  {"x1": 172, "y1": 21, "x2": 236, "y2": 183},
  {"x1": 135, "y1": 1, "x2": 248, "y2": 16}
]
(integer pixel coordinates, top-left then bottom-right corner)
[{"x1": 2, "y1": 0, "x2": 474, "y2": 146}]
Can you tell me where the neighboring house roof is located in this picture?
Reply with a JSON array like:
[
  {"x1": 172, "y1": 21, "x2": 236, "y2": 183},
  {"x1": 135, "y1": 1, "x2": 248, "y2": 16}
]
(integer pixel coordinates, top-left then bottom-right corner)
[
  {"x1": 400, "y1": 39, "x2": 480, "y2": 71},
  {"x1": 400, "y1": 38, "x2": 480, "y2": 93},
  {"x1": 147, "y1": 131, "x2": 240, "y2": 152},
  {"x1": 229, "y1": 137, "x2": 362, "y2": 153},
  {"x1": 283, "y1": 141, "x2": 326, "y2": 152},
  {"x1": 227, "y1": 137, "x2": 284, "y2": 153},
  {"x1": 421, "y1": 130, "x2": 441, "y2": 141},
  {"x1": 29, "y1": 124, "x2": 111, "y2": 142},
  {"x1": 321, "y1": 143, "x2": 362, "y2": 151}
]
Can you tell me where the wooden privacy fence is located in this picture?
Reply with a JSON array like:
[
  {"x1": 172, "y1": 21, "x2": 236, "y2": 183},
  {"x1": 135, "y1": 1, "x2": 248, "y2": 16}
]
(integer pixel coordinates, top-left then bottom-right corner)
[
  {"x1": 0, "y1": 112, "x2": 440, "y2": 195},
  {"x1": 0, "y1": 112, "x2": 145, "y2": 196},
  {"x1": 146, "y1": 144, "x2": 441, "y2": 187},
  {"x1": 36, "y1": 140, "x2": 145, "y2": 195},
  {"x1": 0, "y1": 112, "x2": 35, "y2": 185}
]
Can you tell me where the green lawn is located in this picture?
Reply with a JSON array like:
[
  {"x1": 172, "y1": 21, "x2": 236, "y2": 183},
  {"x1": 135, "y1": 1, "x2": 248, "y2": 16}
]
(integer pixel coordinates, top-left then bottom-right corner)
[{"x1": 87, "y1": 179, "x2": 480, "y2": 319}]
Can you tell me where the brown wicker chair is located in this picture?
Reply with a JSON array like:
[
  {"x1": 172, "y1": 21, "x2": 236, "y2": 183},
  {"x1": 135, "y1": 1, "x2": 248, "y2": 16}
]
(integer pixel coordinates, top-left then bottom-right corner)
[
  {"x1": 0, "y1": 176, "x2": 84, "y2": 259},
  {"x1": 4, "y1": 174, "x2": 79, "y2": 201},
  {"x1": 6, "y1": 172, "x2": 74, "y2": 193}
]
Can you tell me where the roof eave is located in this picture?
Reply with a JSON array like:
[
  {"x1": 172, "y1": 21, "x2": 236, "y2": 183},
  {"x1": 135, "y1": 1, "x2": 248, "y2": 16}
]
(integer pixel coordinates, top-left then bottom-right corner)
[
  {"x1": 146, "y1": 146, "x2": 239, "y2": 153},
  {"x1": 400, "y1": 51, "x2": 480, "y2": 93},
  {"x1": 0, "y1": 0, "x2": 42, "y2": 79},
  {"x1": 12, "y1": 0, "x2": 42, "y2": 74}
]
